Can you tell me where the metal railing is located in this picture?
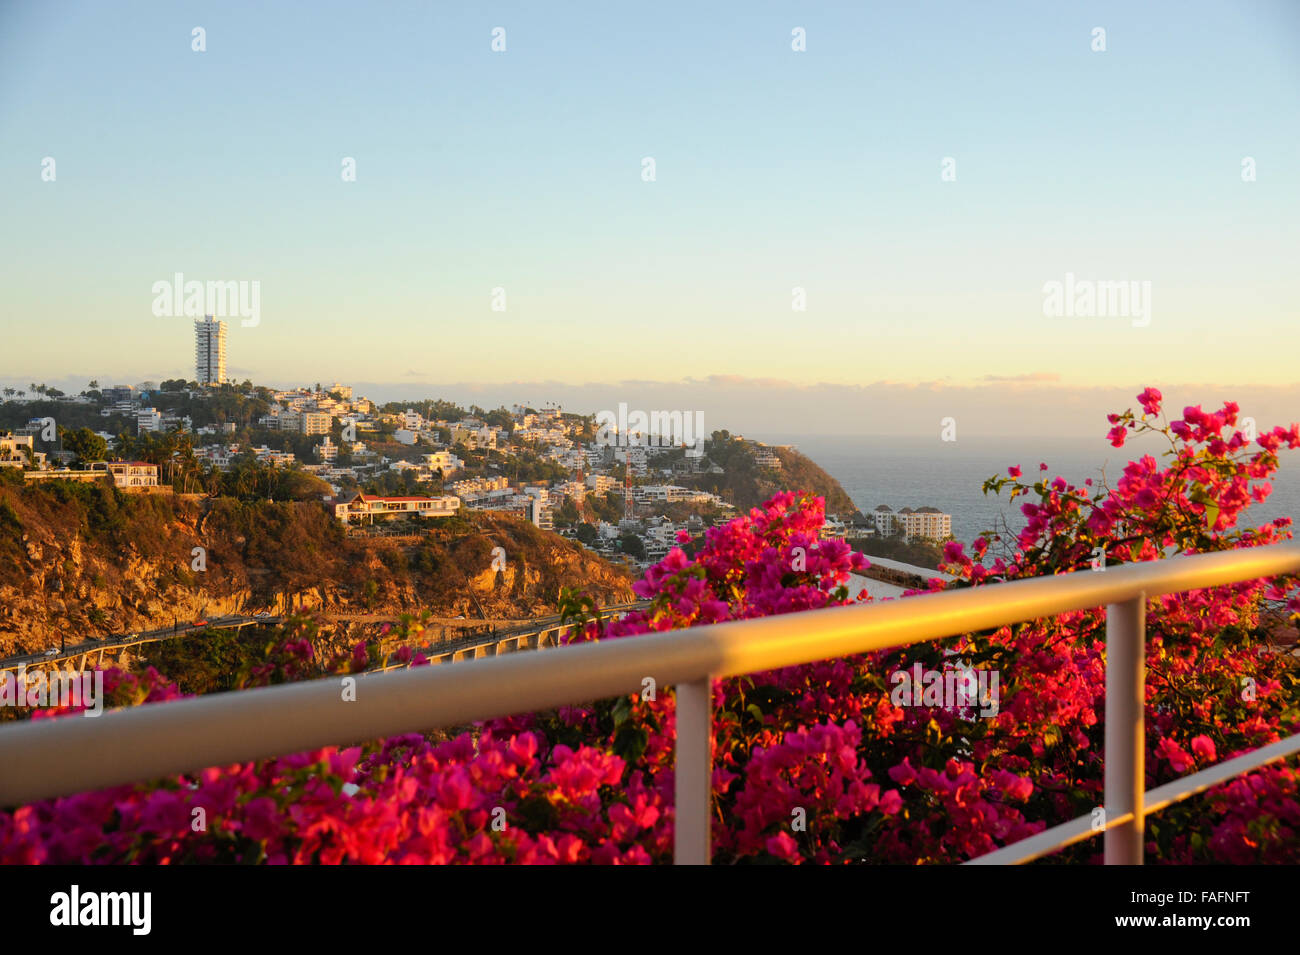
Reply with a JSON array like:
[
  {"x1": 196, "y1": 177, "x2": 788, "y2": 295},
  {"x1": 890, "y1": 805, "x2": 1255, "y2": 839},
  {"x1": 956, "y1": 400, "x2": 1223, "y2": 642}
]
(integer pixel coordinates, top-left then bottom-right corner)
[{"x1": 2, "y1": 541, "x2": 1299, "y2": 865}]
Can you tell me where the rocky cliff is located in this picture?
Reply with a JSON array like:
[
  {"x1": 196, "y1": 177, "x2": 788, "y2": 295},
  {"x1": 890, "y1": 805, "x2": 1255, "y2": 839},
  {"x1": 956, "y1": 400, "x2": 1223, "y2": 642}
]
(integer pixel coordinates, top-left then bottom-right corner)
[{"x1": 0, "y1": 479, "x2": 634, "y2": 656}]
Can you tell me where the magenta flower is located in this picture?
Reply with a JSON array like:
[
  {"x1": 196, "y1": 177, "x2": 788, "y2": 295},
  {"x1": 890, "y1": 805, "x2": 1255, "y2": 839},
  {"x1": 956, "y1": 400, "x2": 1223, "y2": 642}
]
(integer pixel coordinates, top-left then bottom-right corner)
[
  {"x1": 766, "y1": 831, "x2": 801, "y2": 863},
  {"x1": 1137, "y1": 387, "x2": 1163, "y2": 416}
]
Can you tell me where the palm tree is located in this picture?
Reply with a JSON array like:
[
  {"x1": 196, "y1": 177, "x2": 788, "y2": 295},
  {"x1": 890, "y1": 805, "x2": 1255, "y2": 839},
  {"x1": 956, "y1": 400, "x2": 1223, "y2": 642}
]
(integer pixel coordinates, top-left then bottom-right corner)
[
  {"x1": 231, "y1": 460, "x2": 257, "y2": 499},
  {"x1": 202, "y1": 461, "x2": 221, "y2": 497},
  {"x1": 155, "y1": 431, "x2": 179, "y2": 485},
  {"x1": 172, "y1": 432, "x2": 197, "y2": 492}
]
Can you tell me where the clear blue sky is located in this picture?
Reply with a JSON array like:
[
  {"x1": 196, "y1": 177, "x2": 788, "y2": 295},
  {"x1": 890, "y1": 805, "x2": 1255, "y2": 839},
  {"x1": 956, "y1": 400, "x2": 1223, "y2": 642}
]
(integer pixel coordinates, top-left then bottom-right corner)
[{"x1": 2, "y1": 0, "x2": 1298, "y2": 416}]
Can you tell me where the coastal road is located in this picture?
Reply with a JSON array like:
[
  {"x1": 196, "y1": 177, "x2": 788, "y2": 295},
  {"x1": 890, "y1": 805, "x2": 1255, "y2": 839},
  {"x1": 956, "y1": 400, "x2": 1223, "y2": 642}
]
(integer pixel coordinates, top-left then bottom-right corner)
[
  {"x1": 0, "y1": 614, "x2": 280, "y2": 674},
  {"x1": 0, "y1": 602, "x2": 650, "y2": 674}
]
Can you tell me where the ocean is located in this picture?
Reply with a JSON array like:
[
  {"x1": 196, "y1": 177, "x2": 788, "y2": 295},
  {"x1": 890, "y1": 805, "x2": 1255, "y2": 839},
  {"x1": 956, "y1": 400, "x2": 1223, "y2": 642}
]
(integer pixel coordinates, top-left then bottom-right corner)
[{"x1": 755, "y1": 433, "x2": 1300, "y2": 551}]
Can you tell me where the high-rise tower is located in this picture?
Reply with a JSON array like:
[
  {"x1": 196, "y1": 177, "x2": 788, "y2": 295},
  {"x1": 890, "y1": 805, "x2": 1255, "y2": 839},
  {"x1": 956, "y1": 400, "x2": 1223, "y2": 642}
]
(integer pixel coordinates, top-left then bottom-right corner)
[{"x1": 195, "y1": 316, "x2": 227, "y2": 385}]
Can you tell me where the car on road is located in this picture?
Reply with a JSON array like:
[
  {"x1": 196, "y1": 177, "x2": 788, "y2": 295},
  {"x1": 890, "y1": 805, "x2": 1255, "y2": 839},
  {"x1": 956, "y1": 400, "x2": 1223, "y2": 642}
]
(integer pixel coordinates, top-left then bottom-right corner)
[
  {"x1": 191, "y1": 619, "x2": 209, "y2": 628},
  {"x1": 254, "y1": 611, "x2": 271, "y2": 619},
  {"x1": 43, "y1": 649, "x2": 58, "y2": 657}
]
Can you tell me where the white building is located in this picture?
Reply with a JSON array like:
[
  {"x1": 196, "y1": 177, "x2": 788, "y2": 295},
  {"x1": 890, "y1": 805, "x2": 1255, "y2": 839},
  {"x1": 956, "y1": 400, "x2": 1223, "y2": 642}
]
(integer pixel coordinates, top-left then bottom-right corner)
[
  {"x1": 634, "y1": 485, "x2": 718, "y2": 506},
  {"x1": 194, "y1": 316, "x2": 227, "y2": 385},
  {"x1": 450, "y1": 475, "x2": 510, "y2": 498},
  {"x1": 195, "y1": 445, "x2": 238, "y2": 470},
  {"x1": 821, "y1": 516, "x2": 848, "y2": 539},
  {"x1": 553, "y1": 481, "x2": 587, "y2": 502},
  {"x1": 873, "y1": 505, "x2": 952, "y2": 541},
  {"x1": 421, "y1": 450, "x2": 462, "y2": 474},
  {"x1": 333, "y1": 493, "x2": 460, "y2": 524},
  {"x1": 299, "y1": 412, "x2": 332, "y2": 436},
  {"x1": 451, "y1": 423, "x2": 498, "y2": 450},
  {"x1": 0, "y1": 433, "x2": 44, "y2": 468},
  {"x1": 137, "y1": 407, "x2": 163, "y2": 434},
  {"x1": 252, "y1": 446, "x2": 296, "y2": 467},
  {"x1": 94, "y1": 461, "x2": 159, "y2": 488},
  {"x1": 614, "y1": 446, "x2": 648, "y2": 473},
  {"x1": 897, "y1": 508, "x2": 953, "y2": 541}
]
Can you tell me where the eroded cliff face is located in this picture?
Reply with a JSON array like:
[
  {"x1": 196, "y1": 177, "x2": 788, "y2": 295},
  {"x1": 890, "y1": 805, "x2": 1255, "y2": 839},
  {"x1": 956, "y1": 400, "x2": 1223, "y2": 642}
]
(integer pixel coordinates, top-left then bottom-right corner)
[{"x1": 0, "y1": 484, "x2": 634, "y2": 656}]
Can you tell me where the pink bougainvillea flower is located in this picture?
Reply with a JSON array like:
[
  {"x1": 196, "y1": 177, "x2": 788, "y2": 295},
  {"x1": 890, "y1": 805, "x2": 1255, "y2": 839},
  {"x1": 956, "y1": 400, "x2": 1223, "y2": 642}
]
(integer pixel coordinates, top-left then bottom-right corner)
[{"x1": 1138, "y1": 387, "x2": 1163, "y2": 417}]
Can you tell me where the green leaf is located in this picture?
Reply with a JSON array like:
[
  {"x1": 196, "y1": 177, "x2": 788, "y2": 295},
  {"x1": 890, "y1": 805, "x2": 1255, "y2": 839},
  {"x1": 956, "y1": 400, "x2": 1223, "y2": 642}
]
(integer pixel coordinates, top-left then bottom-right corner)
[
  {"x1": 611, "y1": 695, "x2": 632, "y2": 727},
  {"x1": 612, "y1": 723, "x2": 648, "y2": 763}
]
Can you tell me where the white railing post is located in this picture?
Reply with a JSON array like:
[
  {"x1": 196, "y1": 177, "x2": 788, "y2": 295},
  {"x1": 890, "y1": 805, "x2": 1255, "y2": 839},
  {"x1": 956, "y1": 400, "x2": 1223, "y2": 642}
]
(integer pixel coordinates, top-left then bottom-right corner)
[
  {"x1": 674, "y1": 677, "x2": 713, "y2": 865},
  {"x1": 1105, "y1": 595, "x2": 1145, "y2": 864}
]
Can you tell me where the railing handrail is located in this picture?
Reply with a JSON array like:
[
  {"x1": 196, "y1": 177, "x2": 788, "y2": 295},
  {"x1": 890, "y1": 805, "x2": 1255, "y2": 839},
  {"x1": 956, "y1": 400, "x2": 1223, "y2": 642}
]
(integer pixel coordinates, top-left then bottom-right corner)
[
  {"x1": 966, "y1": 732, "x2": 1300, "y2": 865},
  {"x1": 2, "y1": 540, "x2": 1299, "y2": 862}
]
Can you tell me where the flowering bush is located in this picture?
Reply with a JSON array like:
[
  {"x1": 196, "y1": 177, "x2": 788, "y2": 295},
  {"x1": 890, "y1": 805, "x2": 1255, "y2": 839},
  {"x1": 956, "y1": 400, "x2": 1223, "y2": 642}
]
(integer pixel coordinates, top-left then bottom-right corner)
[{"x1": 1, "y1": 388, "x2": 1298, "y2": 864}]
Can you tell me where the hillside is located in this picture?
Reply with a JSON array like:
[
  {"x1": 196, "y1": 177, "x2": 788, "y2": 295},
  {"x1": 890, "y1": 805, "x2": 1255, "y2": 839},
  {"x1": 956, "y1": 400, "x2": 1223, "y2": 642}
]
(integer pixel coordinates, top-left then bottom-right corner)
[
  {"x1": 0, "y1": 478, "x2": 633, "y2": 656},
  {"x1": 676, "y1": 436, "x2": 856, "y2": 514}
]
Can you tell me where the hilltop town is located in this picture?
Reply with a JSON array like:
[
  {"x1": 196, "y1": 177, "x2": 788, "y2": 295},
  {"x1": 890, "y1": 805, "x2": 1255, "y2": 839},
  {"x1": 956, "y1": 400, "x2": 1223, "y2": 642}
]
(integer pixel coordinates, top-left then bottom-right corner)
[
  {"x1": 5, "y1": 387, "x2": 940, "y2": 576},
  {"x1": 1, "y1": 318, "x2": 957, "y2": 576}
]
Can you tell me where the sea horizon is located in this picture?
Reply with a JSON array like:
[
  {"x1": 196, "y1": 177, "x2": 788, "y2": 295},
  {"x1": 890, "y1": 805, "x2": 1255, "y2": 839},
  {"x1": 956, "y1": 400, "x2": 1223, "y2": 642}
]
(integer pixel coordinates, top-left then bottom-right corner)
[{"x1": 755, "y1": 432, "x2": 1300, "y2": 551}]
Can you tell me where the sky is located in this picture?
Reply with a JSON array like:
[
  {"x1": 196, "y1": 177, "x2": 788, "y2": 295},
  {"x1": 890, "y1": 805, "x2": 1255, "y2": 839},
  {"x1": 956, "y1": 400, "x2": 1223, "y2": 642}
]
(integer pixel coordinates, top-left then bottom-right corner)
[{"x1": 1, "y1": 0, "x2": 1298, "y2": 436}]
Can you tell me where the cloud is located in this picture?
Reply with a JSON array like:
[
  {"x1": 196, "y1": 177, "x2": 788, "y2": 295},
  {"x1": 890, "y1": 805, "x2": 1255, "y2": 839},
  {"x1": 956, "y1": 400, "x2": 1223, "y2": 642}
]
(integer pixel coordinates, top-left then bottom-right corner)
[{"x1": 979, "y1": 372, "x2": 1062, "y2": 383}]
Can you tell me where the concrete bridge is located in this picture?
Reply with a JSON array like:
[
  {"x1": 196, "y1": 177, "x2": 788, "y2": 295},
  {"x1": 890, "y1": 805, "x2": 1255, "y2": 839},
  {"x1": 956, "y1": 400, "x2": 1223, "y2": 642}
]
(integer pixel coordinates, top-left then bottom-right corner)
[
  {"x1": 372, "y1": 603, "x2": 646, "y2": 669},
  {"x1": 0, "y1": 614, "x2": 276, "y2": 677},
  {"x1": 0, "y1": 603, "x2": 649, "y2": 679}
]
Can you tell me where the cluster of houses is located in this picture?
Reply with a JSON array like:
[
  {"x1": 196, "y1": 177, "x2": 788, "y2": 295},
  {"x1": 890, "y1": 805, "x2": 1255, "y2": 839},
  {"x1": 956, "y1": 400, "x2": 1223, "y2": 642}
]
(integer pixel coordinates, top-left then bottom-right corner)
[
  {"x1": 5, "y1": 382, "x2": 958, "y2": 567},
  {"x1": 263, "y1": 399, "x2": 742, "y2": 565}
]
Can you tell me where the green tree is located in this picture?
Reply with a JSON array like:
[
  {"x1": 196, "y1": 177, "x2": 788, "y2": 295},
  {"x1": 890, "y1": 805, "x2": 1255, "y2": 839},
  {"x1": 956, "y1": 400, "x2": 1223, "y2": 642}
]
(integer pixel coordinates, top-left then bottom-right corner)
[
  {"x1": 554, "y1": 498, "x2": 580, "y2": 527},
  {"x1": 112, "y1": 432, "x2": 136, "y2": 460},
  {"x1": 60, "y1": 427, "x2": 108, "y2": 466},
  {"x1": 618, "y1": 533, "x2": 645, "y2": 560}
]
